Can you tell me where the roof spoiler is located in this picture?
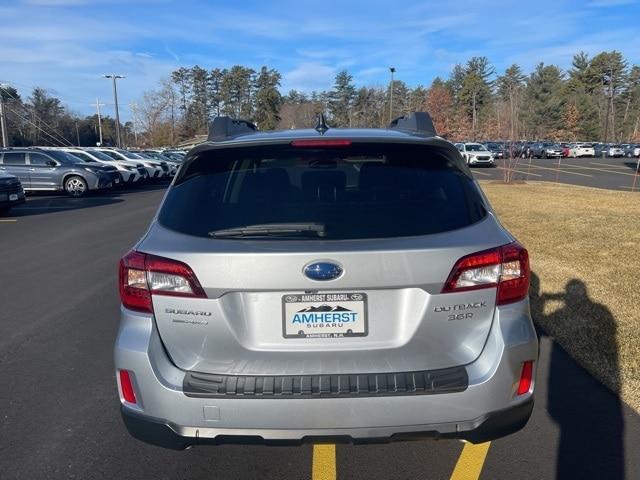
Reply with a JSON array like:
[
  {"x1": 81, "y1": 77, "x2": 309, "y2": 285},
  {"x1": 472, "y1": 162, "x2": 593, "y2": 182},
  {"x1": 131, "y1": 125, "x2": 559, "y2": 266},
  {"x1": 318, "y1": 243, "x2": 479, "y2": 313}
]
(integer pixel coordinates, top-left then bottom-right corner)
[
  {"x1": 208, "y1": 116, "x2": 257, "y2": 141},
  {"x1": 388, "y1": 112, "x2": 437, "y2": 137}
]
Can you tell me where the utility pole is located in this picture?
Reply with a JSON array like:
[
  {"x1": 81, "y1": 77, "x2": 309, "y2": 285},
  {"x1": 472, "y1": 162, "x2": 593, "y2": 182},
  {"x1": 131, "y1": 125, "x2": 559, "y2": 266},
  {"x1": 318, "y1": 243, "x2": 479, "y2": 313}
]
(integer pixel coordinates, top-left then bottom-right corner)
[
  {"x1": 75, "y1": 121, "x2": 80, "y2": 146},
  {"x1": 93, "y1": 98, "x2": 105, "y2": 146},
  {"x1": 0, "y1": 93, "x2": 8, "y2": 148},
  {"x1": 103, "y1": 74, "x2": 125, "y2": 147},
  {"x1": 389, "y1": 67, "x2": 396, "y2": 123},
  {"x1": 130, "y1": 102, "x2": 138, "y2": 147}
]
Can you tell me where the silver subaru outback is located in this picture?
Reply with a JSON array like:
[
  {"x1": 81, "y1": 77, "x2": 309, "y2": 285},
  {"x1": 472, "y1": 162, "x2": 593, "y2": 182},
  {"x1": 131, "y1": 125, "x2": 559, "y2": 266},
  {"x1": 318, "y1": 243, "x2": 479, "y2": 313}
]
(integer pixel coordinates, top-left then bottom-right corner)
[{"x1": 114, "y1": 113, "x2": 538, "y2": 449}]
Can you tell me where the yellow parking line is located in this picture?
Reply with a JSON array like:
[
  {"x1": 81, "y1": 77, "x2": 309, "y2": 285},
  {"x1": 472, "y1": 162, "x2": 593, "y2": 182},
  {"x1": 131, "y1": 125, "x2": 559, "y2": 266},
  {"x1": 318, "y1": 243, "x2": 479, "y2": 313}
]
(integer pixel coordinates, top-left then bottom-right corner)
[
  {"x1": 527, "y1": 164, "x2": 592, "y2": 177},
  {"x1": 450, "y1": 442, "x2": 491, "y2": 480},
  {"x1": 312, "y1": 444, "x2": 336, "y2": 480},
  {"x1": 561, "y1": 163, "x2": 636, "y2": 176},
  {"x1": 497, "y1": 166, "x2": 543, "y2": 177}
]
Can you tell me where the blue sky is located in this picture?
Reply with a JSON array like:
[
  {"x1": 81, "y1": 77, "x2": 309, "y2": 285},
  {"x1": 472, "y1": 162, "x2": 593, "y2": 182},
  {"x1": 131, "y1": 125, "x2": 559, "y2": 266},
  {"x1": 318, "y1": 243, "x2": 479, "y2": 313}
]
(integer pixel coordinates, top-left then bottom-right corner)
[{"x1": 1, "y1": 0, "x2": 639, "y2": 120}]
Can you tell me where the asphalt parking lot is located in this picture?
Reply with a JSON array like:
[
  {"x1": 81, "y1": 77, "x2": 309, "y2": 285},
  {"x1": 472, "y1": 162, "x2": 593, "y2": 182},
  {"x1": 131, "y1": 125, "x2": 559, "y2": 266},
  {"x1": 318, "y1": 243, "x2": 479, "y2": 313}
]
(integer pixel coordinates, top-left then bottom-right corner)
[
  {"x1": 470, "y1": 156, "x2": 640, "y2": 191},
  {"x1": 1, "y1": 185, "x2": 639, "y2": 480}
]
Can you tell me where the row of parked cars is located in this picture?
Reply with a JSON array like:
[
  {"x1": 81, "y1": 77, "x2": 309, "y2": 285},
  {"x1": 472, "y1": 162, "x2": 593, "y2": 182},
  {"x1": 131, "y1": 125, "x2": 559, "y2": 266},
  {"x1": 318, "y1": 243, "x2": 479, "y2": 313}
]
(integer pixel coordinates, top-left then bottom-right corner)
[
  {"x1": 0, "y1": 146, "x2": 186, "y2": 214},
  {"x1": 480, "y1": 141, "x2": 640, "y2": 160}
]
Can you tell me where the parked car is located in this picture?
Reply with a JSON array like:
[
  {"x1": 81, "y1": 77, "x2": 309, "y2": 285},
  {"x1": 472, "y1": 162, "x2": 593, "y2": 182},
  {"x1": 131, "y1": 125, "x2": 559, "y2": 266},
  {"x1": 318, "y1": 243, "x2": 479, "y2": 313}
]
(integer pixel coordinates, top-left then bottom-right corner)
[
  {"x1": 59, "y1": 148, "x2": 144, "y2": 184},
  {"x1": 0, "y1": 148, "x2": 118, "y2": 197},
  {"x1": 622, "y1": 144, "x2": 640, "y2": 158},
  {"x1": 531, "y1": 142, "x2": 563, "y2": 158},
  {"x1": 571, "y1": 143, "x2": 595, "y2": 157},
  {"x1": 136, "y1": 151, "x2": 179, "y2": 177},
  {"x1": 115, "y1": 113, "x2": 538, "y2": 449},
  {"x1": 484, "y1": 142, "x2": 506, "y2": 159},
  {"x1": 95, "y1": 148, "x2": 168, "y2": 179},
  {"x1": 454, "y1": 142, "x2": 495, "y2": 166},
  {"x1": 84, "y1": 148, "x2": 151, "y2": 182},
  {"x1": 0, "y1": 171, "x2": 26, "y2": 214},
  {"x1": 607, "y1": 144, "x2": 625, "y2": 157}
]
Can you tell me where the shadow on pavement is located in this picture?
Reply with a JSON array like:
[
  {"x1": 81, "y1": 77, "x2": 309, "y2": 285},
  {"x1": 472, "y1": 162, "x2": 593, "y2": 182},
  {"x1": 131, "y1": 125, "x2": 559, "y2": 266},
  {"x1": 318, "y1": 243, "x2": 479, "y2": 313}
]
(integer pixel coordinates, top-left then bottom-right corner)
[
  {"x1": 1, "y1": 183, "x2": 168, "y2": 218},
  {"x1": 623, "y1": 161, "x2": 640, "y2": 172},
  {"x1": 530, "y1": 272, "x2": 625, "y2": 479}
]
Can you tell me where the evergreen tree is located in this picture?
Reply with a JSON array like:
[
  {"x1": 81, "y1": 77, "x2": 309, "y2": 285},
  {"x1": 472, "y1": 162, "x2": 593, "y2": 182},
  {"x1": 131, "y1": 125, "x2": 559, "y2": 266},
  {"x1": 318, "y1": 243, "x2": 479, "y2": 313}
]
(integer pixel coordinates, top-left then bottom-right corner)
[
  {"x1": 328, "y1": 70, "x2": 356, "y2": 127},
  {"x1": 254, "y1": 66, "x2": 282, "y2": 130}
]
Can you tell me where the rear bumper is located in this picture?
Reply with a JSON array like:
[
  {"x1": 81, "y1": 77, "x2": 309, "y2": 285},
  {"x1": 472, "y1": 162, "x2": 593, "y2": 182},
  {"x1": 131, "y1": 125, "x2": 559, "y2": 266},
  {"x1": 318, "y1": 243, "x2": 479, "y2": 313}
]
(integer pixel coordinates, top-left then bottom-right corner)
[
  {"x1": 121, "y1": 396, "x2": 534, "y2": 449},
  {"x1": 114, "y1": 298, "x2": 538, "y2": 448}
]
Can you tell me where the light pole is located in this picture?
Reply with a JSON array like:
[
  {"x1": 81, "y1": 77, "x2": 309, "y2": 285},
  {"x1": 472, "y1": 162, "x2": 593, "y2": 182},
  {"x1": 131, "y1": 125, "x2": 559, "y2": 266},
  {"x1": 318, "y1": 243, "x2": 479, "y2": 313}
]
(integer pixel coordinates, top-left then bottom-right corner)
[
  {"x1": 389, "y1": 67, "x2": 396, "y2": 123},
  {"x1": 93, "y1": 98, "x2": 105, "y2": 146},
  {"x1": 103, "y1": 74, "x2": 125, "y2": 147},
  {"x1": 0, "y1": 94, "x2": 8, "y2": 148}
]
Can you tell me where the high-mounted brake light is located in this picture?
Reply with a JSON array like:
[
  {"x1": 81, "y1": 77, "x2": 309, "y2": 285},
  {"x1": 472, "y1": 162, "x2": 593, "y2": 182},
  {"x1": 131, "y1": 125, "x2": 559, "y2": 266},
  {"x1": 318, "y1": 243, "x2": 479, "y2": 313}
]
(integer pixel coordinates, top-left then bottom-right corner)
[
  {"x1": 118, "y1": 250, "x2": 206, "y2": 313},
  {"x1": 290, "y1": 139, "x2": 352, "y2": 148},
  {"x1": 441, "y1": 242, "x2": 530, "y2": 305}
]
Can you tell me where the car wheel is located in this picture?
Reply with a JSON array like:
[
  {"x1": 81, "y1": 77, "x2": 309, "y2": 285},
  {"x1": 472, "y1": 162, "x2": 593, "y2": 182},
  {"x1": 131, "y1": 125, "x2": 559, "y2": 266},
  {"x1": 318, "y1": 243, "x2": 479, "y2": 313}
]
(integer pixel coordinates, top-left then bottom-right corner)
[{"x1": 64, "y1": 175, "x2": 88, "y2": 197}]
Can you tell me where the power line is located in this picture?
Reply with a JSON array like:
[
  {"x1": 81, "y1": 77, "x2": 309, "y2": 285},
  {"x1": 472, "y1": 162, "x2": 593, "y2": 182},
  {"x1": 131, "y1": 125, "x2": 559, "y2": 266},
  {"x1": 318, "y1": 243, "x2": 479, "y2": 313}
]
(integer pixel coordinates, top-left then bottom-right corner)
[
  {"x1": 0, "y1": 84, "x2": 74, "y2": 146},
  {"x1": 3, "y1": 104, "x2": 70, "y2": 147}
]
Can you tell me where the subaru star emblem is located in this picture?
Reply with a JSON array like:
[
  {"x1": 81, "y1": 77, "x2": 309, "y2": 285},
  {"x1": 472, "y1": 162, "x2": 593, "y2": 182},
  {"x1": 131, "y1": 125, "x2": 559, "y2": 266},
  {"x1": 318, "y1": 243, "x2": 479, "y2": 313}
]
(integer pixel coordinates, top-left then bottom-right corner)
[{"x1": 303, "y1": 261, "x2": 343, "y2": 281}]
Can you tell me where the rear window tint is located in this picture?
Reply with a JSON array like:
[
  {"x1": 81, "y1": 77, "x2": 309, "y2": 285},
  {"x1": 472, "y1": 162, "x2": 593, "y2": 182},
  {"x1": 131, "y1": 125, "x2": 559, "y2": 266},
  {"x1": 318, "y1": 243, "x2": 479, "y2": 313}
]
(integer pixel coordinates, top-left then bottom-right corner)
[{"x1": 158, "y1": 143, "x2": 487, "y2": 240}]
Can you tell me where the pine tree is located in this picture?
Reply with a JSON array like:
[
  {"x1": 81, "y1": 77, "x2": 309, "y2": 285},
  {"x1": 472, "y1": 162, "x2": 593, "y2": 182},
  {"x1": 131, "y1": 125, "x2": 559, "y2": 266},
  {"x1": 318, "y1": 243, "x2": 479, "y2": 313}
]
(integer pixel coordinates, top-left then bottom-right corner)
[
  {"x1": 328, "y1": 70, "x2": 356, "y2": 127},
  {"x1": 254, "y1": 66, "x2": 282, "y2": 130}
]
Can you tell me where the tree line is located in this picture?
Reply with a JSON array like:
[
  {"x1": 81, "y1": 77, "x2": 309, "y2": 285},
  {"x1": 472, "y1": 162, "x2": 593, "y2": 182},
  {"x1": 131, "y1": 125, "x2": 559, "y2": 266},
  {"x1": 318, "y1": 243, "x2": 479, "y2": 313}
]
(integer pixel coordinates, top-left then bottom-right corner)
[{"x1": 2, "y1": 49, "x2": 639, "y2": 148}]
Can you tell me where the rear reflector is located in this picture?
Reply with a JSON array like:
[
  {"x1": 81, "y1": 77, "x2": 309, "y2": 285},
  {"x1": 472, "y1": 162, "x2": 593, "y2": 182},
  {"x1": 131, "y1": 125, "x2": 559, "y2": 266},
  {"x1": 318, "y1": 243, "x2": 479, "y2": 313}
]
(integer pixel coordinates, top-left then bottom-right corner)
[
  {"x1": 119, "y1": 370, "x2": 137, "y2": 404},
  {"x1": 517, "y1": 361, "x2": 534, "y2": 395},
  {"x1": 291, "y1": 139, "x2": 352, "y2": 148},
  {"x1": 119, "y1": 250, "x2": 206, "y2": 313},
  {"x1": 441, "y1": 242, "x2": 530, "y2": 305}
]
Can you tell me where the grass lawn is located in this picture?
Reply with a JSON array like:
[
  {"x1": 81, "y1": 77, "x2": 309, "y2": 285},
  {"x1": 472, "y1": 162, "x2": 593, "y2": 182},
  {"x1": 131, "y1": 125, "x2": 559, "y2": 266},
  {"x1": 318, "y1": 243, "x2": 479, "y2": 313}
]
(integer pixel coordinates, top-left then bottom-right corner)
[{"x1": 481, "y1": 181, "x2": 640, "y2": 413}]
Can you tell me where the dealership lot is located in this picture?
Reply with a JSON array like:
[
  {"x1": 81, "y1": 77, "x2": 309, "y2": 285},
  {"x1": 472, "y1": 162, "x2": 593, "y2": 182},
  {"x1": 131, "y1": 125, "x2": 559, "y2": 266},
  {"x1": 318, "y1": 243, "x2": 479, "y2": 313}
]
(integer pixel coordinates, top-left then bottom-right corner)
[
  {"x1": 470, "y1": 156, "x2": 640, "y2": 191},
  {"x1": 1, "y1": 185, "x2": 639, "y2": 479}
]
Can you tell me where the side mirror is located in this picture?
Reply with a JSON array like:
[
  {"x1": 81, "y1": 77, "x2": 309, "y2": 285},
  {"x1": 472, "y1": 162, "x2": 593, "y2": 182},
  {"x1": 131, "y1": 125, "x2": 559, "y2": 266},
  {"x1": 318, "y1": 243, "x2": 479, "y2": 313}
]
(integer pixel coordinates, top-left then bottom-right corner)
[{"x1": 46, "y1": 160, "x2": 57, "y2": 167}]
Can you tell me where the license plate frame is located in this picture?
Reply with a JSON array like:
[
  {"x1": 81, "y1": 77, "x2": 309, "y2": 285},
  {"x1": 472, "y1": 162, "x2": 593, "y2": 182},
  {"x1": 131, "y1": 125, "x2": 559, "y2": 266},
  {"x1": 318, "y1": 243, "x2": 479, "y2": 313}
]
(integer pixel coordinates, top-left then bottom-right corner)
[{"x1": 282, "y1": 292, "x2": 368, "y2": 339}]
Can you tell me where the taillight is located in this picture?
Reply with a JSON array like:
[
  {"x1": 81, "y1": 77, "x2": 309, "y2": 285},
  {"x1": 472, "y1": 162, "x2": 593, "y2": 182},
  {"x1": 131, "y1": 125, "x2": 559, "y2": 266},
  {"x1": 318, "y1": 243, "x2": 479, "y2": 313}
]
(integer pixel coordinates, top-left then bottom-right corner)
[
  {"x1": 119, "y1": 370, "x2": 137, "y2": 404},
  {"x1": 118, "y1": 250, "x2": 206, "y2": 313},
  {"x1": 517, "y1": 361, "x2": 534, "y2": 395},
  {"x1": 442, "y1": 242, "x2": 529, "y2": 305},
  {"x1": 290, "y1": 139, "x2": 352, "y2": 148}
]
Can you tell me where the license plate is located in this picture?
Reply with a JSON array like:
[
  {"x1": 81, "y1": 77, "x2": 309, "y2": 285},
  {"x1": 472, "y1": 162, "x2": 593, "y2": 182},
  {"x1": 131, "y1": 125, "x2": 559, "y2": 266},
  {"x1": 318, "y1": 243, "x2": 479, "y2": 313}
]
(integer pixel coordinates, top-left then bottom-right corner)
[
  {"x1": 282, "y1": 292, "x2": 368, "y2": 338},
  {"x1": 9, "y1": 194, "x2": 18, "y2": 201}
]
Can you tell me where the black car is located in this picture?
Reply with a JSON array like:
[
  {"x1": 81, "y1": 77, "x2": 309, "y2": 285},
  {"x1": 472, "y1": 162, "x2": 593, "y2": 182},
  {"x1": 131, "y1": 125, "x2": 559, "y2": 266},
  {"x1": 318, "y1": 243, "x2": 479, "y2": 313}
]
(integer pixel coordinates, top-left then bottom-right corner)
[
  {"x1": 0, "y1": 171, "x2": 26, "y2": 214},
  {"x1": 484, "y1": 142, "x2": 506, "y2": 159}
]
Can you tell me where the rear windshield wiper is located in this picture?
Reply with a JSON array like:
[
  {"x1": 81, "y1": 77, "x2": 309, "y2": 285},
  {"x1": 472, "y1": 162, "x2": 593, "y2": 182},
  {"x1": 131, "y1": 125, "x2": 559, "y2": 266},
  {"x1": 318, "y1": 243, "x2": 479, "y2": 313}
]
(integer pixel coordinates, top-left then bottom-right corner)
[{"x1": 209, "y1": 223, "x2": 326, "y2": 238}]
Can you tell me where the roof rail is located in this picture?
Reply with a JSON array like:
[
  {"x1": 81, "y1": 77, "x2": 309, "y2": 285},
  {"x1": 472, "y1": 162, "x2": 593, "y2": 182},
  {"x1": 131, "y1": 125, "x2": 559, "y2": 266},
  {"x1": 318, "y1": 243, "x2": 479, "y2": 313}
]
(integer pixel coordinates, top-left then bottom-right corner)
[
  {"x1": 208, "y1": 116, "x2": 257, "y2": 141},
  {"x1": 388, "y1": 112, "x2": 437, "y2": 137}
]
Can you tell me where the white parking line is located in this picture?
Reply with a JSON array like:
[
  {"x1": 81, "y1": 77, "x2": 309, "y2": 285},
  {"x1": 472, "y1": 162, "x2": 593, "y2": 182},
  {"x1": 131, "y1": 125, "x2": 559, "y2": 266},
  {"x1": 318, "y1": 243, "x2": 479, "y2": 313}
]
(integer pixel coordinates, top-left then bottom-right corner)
[
  {"x1": 471, "y1": 170, "x2": 491, "y2": 176},
  {"x1": 496, "y1": 166, "x2": 543, "y2": 177},
  {"x1": 527, "y1": 164, "x2": 592, "y2": 177},
  {"x1": 562, "y1": 163, "x2": 636, "y2": 176}
]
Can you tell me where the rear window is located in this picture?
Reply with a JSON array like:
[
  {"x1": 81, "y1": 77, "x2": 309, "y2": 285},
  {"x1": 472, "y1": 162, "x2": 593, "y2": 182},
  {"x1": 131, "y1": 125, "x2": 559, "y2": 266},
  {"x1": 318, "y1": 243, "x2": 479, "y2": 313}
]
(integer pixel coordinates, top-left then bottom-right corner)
[{"x1": 158, "y1": 143, "x2": 487, "y2": 240}]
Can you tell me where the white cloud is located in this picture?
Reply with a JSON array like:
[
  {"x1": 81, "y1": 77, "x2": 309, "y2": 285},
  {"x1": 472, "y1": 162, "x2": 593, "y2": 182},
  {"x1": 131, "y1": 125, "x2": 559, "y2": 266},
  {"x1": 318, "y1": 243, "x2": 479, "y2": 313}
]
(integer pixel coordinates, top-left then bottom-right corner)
[{"x1": 284, "y1": 63, "x2": 336, "y2": 92}]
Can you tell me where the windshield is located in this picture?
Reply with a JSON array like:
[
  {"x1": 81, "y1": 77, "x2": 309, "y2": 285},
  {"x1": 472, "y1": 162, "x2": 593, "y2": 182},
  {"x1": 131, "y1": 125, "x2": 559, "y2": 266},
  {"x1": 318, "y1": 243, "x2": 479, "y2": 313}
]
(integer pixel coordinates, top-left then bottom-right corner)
[
  {"x1": 159, "y1": 143, "x2": 486, "y2": 240},
  {"x1": 87, "y1": 150, "x2": 117, "y2": 162},
  {"x1": 465, "y1": 144, "x2": 487, "y2": 152},
  {"x1": 116, "y1": 149, "x2": 144, "y2": 160},
  {"x1": 46, "y1": 150, "x2": 80, "y2": 164}
]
